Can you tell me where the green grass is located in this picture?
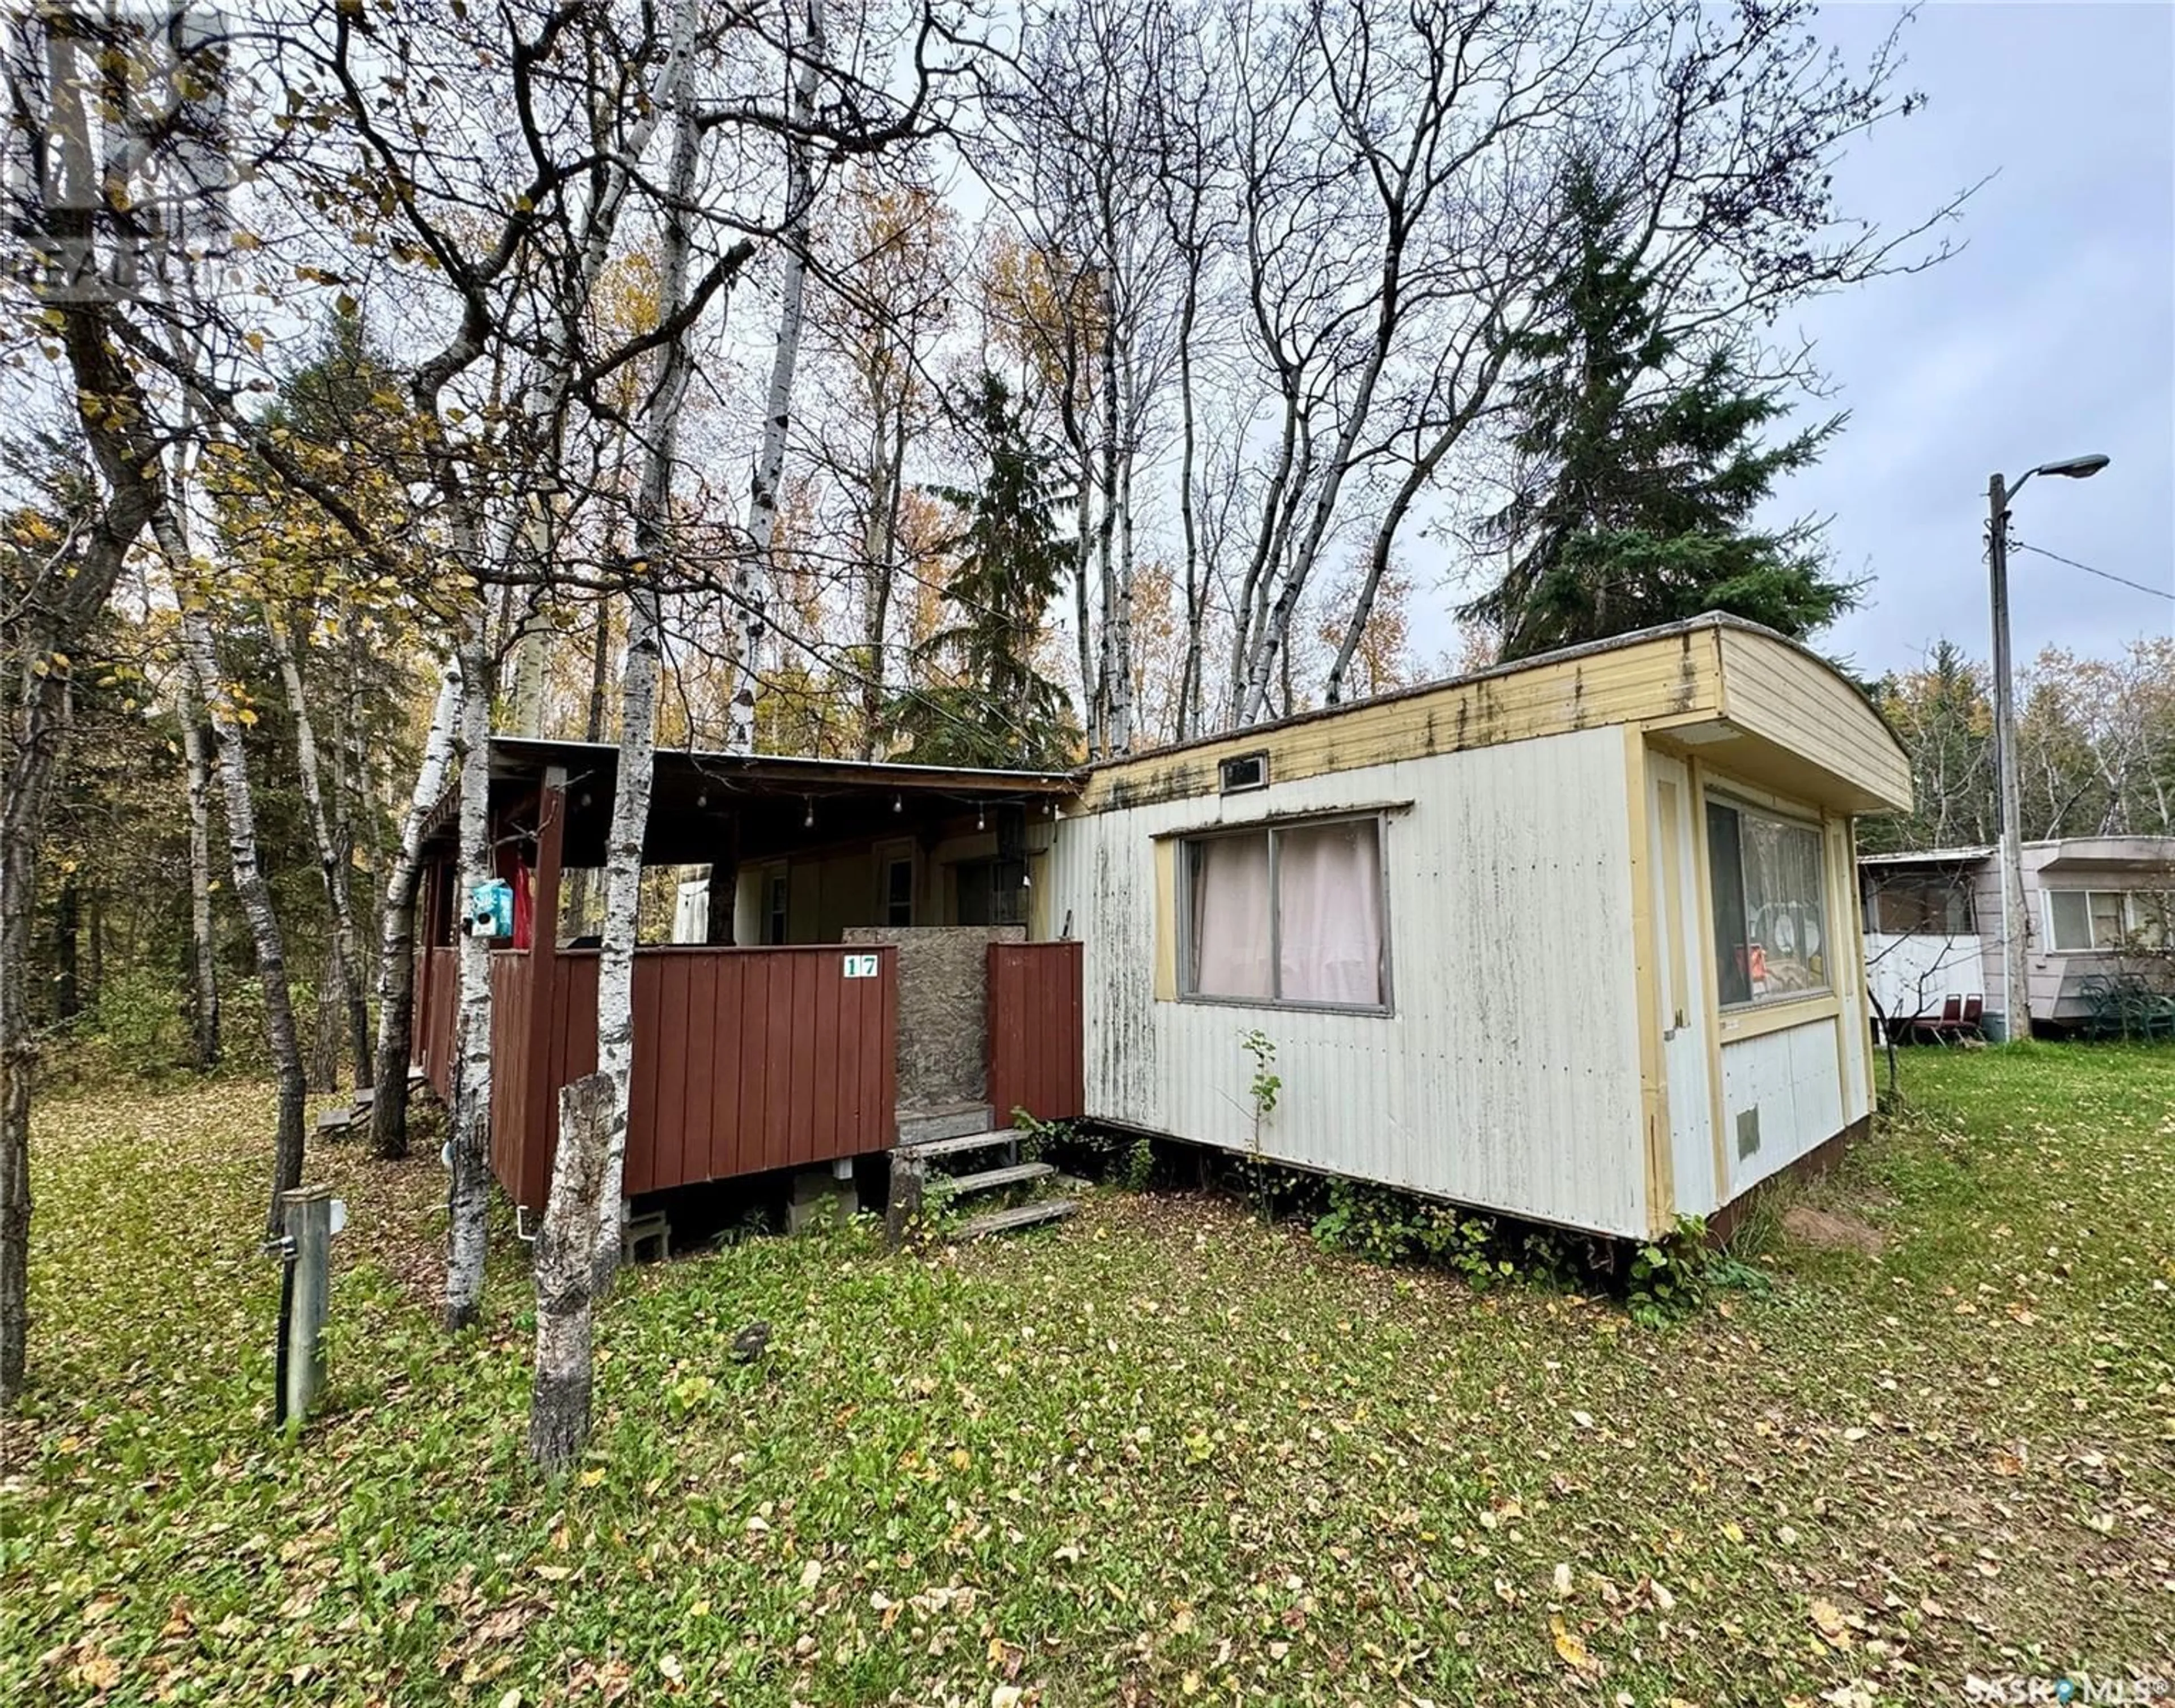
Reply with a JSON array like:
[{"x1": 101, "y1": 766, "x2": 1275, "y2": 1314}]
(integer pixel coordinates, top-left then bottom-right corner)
[{"x1": 3, "y1": 1045, "x2": 2172, "y2": 1704}]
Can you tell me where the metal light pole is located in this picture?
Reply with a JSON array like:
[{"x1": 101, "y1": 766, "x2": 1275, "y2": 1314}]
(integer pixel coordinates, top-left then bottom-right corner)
[{"x1": 1986, "y1": 452, "x2": 2109, "y2": 1041}]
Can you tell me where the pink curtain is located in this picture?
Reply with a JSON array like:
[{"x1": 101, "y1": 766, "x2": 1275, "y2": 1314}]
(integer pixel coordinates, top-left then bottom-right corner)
[
  {"x1": 1190, "y1": 833, "x2": 1273, "y2": 998},
  {"x1": 1277, "y1": 819, "x2": 1382, "y2": 1005}
]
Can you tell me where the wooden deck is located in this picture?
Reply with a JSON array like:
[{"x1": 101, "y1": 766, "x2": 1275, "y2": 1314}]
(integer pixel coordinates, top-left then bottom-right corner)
[{"x1": 417, "y1": 942, "x2": 899, "y2": 1210}]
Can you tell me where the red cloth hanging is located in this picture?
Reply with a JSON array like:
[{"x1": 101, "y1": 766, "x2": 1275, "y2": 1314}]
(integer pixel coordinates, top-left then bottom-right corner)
[{"x1": 511, "y1": 860, "x2": 534, "y2": 949}]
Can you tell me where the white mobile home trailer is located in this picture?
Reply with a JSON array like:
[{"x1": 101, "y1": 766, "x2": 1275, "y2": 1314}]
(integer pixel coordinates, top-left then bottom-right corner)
[
  {"x1": 1860, "y1": 837, "x2": 2175, "y2": 1035},
  {"x1": 1046, "y1": 616, "x2": 1913, "y2": 1240}
]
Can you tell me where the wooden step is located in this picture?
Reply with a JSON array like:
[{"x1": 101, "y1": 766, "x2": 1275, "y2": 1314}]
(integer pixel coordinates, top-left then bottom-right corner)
[
  {"x1": 895, "y1": 1128, "x2": 1017, "y2": 1163},
  {"x1": 896, "y1": 1104, "x2": 995, "y2": 1147},
  {"x1": 939, "y1": 1160, "x2": 1054, "y2": 1197},
  {"x1": 955, "y1": 1198, "x2": 1077, "y2": 1241}
]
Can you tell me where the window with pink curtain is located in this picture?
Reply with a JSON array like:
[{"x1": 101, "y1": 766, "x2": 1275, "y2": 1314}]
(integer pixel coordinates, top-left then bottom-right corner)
[
  {"x1": 1183, "y1": 816, "x2": 1387, "y2": 1009},
  {"x1": 1276, "y1": 819, "x2": 1383, "y2": 1005},
  {"x1": 1188, "y1": 831, "x2": 1273, "y2": 999}
]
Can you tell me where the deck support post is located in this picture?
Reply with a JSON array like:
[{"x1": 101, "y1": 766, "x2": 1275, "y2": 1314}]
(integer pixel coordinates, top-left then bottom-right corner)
[
  {"x1": 522, "y1": 768, "x2": 568, "y2": 1209},
  {"x1": 884, "y1": 1152, "x2": 924, "y2": 1250}
]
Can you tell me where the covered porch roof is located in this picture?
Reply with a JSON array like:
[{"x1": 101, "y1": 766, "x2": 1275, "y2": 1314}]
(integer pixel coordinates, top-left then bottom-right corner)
[{"x1": 420, "y1": 736, "x2": 1082, "y2": 868}]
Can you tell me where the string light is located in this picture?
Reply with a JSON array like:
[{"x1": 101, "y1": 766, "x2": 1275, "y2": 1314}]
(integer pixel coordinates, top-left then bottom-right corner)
[
  {"x1": 803, "y1": 797, "x2": 814, "y2": 829},
  {"x1": 892, "y1": 793, "x2": 903, "y2": 813}
]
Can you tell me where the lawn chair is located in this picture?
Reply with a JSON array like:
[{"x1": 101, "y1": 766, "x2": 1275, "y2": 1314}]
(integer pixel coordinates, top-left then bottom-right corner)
[
  {"x1": 1918, "y1": 993, "x2": 1965, "y2": 1046},
  {"x1": 1958, "y1": 993, "x2": 1985, "y2": 1042},
  {"x1": 2075, "y1": 975, "x2": 2121, "y2": 1041}
]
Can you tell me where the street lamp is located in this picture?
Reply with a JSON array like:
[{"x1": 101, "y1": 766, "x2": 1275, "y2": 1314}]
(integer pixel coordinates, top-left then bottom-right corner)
[{"x1": 1986, "y1": 452, "x2": 2109, "y2": 1040}]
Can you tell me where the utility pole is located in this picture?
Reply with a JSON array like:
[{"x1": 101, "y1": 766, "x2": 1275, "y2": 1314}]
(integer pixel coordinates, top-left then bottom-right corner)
[
  {"x1": 1984, "y1": 451, "x2": 2109, "y2": 1043},
  {"x1": 1986, "y1": 472, "x2": 2031, "y2": 1041}
]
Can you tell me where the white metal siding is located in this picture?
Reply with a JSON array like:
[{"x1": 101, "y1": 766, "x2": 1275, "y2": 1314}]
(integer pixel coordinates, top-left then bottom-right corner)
[
  {"x1": 1718, "y1": 1019, "x2": 1846, "y2": 1197},
  {"x1": 1050, "y1": 727, "x2": 1651, "y2": 1236},
  {"x1": 1863, "y1": 932, "x2": 1986, "y2": 1022}
]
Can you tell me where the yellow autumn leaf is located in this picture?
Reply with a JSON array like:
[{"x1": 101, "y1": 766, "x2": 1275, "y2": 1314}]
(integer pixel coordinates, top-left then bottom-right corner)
[
  {"x1": 577, "y1": 1467, "x2": 605, "y2": 1488},
  {"x1": 1809, "y1": 1597, "x2": 1851, "y2": 1645},
  {"x1": 1550, "y1": 1615, "x2": 1598, "y2": 1672}
]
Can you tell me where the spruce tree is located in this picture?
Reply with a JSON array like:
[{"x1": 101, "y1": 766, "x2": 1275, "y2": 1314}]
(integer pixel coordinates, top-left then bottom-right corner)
[
  {"x1": 891, "y1": 372, "x2": 1078, "y2": 767},
  {"x1": 1468, "y1": 158, "x2": 1857, "y2": 661}
]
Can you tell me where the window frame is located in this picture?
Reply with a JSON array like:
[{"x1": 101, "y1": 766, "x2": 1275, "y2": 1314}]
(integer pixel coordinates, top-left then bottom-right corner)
[
  {"x1": 764, "y1": 869, "x2": 789, "y2": 946},
  {"x1": 1176, "y1": 810, "x2": 1393, "y2": 1015},
  {"x1": 1863, "y1": 873, "x2": 1975, "y2": 937},
  {"x1": 1705, "y1": 792, "x2": 1833, "y2": 1013},
  {"x1": 2044, "y1": 887, "x2": 2150, "y2": 953}
]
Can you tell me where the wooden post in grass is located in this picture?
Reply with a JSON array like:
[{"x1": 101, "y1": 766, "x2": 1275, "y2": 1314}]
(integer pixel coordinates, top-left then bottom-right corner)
[
  {"x1": 884, "y1": 1151, "x2": 924, "y2": 1252},
  {"x1": 529, "y1": 1071, "x2": 612, "y2": 1473}
]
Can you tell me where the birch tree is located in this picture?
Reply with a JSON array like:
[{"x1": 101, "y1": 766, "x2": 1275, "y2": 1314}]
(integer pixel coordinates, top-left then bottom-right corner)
[
  {"x1": 592, "y1": 0, "x2": 703, "y2": 1293},
  {"x1": 176, "y1": 675, "x2": 221, "y2": 1071},
  {"x1": 368, "y1": 656, "x2": 459, "y2": 1160},
  {"x1": 732, "y1": 0, "x2": 828, "y2": 755},
  {"x1": 267, "y1": 608, "x2": 372, "y2": 1086},
  {"x1": 0, "y1": 0, "x2": 267, "y2": 1399},
  {"x1": 805, "y1": 177, "x2": 958, "y2": 758},
  {"x1": 164, "y1": 519, "x2": 312, "y2": 1234}
]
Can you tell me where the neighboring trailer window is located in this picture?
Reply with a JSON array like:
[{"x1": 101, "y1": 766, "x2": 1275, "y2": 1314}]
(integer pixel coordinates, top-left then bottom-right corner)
[
  {"x1": 1707, "y1": 799, "x2": 1828, "y2": 1007},
  {"x1": 2046, "y1": 888, "x2": 2163, "y2": 951},
  {"x1": 1183, "y1": 817, "x2": 1386, "y2": 1010},
  {"x1": 1865, "y1": 874, "x2": 1973, "y2": 936}
]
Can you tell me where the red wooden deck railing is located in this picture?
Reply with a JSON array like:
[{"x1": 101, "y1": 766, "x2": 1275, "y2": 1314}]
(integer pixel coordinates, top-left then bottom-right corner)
[
  {"x1": 987, "y1": 940, "x2": 1085, "y2": 1126},
  {"x1": 417, "y1": 943, "x2": 460, "y2": 1100},
  {"x1": 416, "y1": 933, "x2": 1081, "y2": 1210},
  {"x1": 486, "y1": 944, "x2": 899, "y2": 1210}
]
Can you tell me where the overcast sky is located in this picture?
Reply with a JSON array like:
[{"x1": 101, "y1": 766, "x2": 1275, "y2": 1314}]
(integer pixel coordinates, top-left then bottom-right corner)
[{"x1": 1756, "y1": 0, "x2": 2174, "y2": 678}]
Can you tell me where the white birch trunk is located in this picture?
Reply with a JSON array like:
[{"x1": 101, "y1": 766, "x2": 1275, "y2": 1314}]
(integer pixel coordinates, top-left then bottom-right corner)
[
  {"x1": 268, "y1": 609, "x2": 372, "y2": 1088},
  {"x1": 177, "y1": 675, "x2": 220, "y2": 1071},
  {"x1": 169, "y1": 546, "x2": 308, "y2": 1237},
  {"x1": 731, "y1": 0, "x2": 826, "y2": 756},
  {"x1": 442, "y1": 612, "x2": 496, "y2": 1330},
  {"x1": 1110, "y1": 343, "x2": 1137, "y2": 755},
  {"x1": 594, "y1": 0, "x2": 700, "y2": 1289},
  {"x1": 1092, "y1": 284, "x2": 1124, "y2": 755},
  {"x1": 368, "y1": 654, "x2": 460, "y2": 1159},
  {"x1": 528, "y1": 1071, "x2": 613, "y2": 1472}
]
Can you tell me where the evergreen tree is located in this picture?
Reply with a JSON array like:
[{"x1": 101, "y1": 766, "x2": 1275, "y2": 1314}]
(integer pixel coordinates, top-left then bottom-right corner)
[
  {"x1": 891, "y1": 373, "x2": 1078, "y2": 768},
  {"x1": 1468, "y1": 158, "x2": 1857, "y2": 661}
]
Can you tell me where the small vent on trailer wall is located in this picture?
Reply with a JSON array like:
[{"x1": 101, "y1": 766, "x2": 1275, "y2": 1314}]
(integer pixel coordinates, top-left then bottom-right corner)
[
  {"x1": 1735, "y1": 1107, "x2": 1762, "y2": 1160},
  {"x1": 1219, "y1": 751, "x2": 1269, "y2": 794}
]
